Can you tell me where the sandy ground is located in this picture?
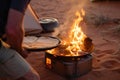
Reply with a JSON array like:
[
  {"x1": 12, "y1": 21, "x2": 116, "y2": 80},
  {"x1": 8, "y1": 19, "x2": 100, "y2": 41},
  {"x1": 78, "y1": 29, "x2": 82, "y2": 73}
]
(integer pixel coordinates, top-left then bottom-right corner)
[
  {"x1": 26, "y1": 0, "x2": 120, "y2": 80},
  {"x1": 0, "y1": 0, "x2": 120, "y2": 80}
]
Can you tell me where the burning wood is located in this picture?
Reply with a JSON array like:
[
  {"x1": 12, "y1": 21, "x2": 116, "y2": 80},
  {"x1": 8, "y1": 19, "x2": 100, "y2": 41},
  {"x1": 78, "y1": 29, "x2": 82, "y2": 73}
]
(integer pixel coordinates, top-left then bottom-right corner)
[
  {"x1": 80, "y1": 37, "x2": 94, "y2": 53},
  {"x1": 47, "y1": 37, "x2": 94, "y2": 56},
  {"x1": 47, "y1": 9, "x2": 94, "y2": 56}
]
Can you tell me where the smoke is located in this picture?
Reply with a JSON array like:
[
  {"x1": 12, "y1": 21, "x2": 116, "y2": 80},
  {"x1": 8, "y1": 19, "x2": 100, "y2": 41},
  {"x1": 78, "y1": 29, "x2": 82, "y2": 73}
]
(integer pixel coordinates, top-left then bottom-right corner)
[{"x1": 52, "y1": 0, "x2": 88, "y2": 39}]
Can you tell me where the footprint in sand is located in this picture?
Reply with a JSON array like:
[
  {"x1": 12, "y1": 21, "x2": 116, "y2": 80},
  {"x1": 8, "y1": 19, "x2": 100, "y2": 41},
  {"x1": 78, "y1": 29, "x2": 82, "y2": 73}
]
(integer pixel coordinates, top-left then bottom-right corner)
[
  {"x1": 92, "y1": 49, "x2": 120, "y2": 71},
  {"x1": 100, "y1": 58, "x2": 120, "y2": 70},
  {"x1": 93, "y1": 49, "x2": 115, "y2": 57},
  {"x1": 92, "y1": 57, "x2": 106, "y2": 71},
  {"x1": 92, "y1": 56, "x2": 120, "y2": 71}
]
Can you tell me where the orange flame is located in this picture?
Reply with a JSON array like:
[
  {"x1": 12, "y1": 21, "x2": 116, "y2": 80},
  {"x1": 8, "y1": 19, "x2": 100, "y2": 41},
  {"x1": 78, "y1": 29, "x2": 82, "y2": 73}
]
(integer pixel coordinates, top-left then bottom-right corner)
[
  {"x1": 47, "y1": 9, "x2": 88, "y2": 56},
  {"x1": 63, "y1": 10, "x2": 87, "y2": 55}
]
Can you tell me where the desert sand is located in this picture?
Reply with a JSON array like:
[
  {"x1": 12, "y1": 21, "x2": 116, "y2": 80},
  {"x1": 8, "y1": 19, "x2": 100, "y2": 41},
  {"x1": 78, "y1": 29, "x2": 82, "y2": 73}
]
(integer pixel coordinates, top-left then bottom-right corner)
[
  {"x1": 26, "y1": 0, "x2": 120, "y2": 80},
  {"x1": 1, "y1": 0, "x2": 120, "y2": 80}
]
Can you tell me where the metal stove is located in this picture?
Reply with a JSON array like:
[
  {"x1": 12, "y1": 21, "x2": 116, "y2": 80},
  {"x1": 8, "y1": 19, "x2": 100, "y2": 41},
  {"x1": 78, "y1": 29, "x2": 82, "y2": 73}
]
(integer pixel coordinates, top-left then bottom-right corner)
[{"x1": 45, "y1": 52, "x2": 92, "y2": 78}]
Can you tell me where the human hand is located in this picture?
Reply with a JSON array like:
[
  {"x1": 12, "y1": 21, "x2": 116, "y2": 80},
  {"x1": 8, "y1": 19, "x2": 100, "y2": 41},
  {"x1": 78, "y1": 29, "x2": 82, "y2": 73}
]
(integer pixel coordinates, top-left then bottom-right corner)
[{"x1": 20, "y1": 49, "x2": 30, "y2": 58}]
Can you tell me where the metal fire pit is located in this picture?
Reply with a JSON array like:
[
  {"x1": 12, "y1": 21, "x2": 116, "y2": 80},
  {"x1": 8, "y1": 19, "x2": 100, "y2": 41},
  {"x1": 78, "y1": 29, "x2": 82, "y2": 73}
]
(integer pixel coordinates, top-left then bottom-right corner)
[{"x1": 45, "y1": 52, "x2": 92, "y2": 78}]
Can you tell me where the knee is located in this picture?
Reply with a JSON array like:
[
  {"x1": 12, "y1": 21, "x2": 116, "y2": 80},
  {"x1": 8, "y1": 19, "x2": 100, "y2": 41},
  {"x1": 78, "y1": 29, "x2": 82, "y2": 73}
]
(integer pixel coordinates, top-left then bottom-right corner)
[{"x1": 17, "y1": 68, "x2": 40, "y2": 80}]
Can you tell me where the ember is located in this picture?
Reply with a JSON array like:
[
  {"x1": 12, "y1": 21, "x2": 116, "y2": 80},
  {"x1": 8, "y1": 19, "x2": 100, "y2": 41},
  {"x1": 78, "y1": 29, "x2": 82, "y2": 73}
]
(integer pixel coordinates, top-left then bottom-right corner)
[{"x1": 47, "y1": 9, "x2": 94, "y2": 56}]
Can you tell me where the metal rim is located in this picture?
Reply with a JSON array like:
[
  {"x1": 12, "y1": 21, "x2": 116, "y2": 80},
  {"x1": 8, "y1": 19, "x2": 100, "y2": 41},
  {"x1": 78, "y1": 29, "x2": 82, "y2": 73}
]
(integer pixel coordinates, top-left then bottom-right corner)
[{"x1": 25, "y1": 36, "x2": 61, "y2": 51}]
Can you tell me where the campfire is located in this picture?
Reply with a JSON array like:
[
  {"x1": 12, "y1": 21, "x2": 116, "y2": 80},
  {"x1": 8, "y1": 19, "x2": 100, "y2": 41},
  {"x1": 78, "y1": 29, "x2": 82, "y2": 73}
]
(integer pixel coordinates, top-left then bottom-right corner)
[
  {"x1": 47, "y1": 9, "x2": 94, "y2": 56},
  {"x1": 45, "y1": 9, "x2": 94, "y2": 78}
]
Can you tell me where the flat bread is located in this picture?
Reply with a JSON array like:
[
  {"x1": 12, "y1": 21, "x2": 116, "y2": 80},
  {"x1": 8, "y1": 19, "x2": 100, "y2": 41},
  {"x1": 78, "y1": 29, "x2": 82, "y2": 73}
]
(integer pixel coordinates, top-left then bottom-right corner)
[{"x1": 23, "y1": 36, "x2": 60, "y2": 50}]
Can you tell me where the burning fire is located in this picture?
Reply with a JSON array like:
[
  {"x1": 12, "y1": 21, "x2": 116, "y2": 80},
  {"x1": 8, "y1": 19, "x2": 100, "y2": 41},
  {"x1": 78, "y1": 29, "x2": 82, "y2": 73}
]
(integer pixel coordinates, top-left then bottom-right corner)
[
  {"x1": 48, "y1": 9, "x2": 94, "y2": 56},
  {"x1": 64, "y1": 10, "x2": 86, "y2": 55}
]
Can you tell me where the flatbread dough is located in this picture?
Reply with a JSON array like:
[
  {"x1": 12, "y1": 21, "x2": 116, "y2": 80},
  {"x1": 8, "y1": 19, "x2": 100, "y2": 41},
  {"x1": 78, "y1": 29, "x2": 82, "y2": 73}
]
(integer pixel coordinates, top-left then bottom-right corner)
[{"x1": 23, "y1": 36, "x2": 60, "y2": 50}]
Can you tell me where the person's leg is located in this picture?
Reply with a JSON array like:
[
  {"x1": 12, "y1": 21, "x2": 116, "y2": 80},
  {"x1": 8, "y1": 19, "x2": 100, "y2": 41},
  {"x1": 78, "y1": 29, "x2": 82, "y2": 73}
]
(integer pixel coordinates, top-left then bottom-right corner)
[
  {"x1": 17, "y1": 67, "x2": 40, "y2": 80},
  {"x1": 0, "y1": 43, "x2": 40, "y2": 80}
]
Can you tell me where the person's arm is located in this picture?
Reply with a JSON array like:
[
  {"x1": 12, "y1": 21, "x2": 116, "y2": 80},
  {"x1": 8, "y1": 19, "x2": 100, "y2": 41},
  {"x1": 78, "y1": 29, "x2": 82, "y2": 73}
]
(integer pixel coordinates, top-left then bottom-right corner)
[{"x1": 5, "y1": 0, "x2": 30, "y2": 58}]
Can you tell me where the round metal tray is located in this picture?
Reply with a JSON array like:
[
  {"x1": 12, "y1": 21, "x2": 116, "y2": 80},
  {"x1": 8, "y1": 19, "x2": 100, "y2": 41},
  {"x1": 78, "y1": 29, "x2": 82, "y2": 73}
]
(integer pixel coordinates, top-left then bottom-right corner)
[{"x1": 23, "y1": 36, "x2": 61, "y2": 51}]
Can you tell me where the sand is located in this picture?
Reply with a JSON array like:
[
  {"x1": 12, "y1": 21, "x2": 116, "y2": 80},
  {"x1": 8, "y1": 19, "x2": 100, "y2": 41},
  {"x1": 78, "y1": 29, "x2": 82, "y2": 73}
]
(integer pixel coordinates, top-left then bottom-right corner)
[
  {"x1": 1, "y1": 0, "x2": 120, "y2": 80},
  {"x1": 28, "y1": 0, "x2": 120, "y2": 80}
]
